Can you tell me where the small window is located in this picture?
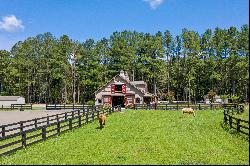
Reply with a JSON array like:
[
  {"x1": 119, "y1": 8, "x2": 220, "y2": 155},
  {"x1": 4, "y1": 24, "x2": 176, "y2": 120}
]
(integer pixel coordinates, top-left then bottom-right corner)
[
  {"x1": 136, "y1": 97, "x2": 140, "y2": 103},
  {"x1": 115, "y1": 85, "x2": 122, "y2": 92},
  {"x1": 98, "y1": 99, "x2": 102, "y2": 104}
]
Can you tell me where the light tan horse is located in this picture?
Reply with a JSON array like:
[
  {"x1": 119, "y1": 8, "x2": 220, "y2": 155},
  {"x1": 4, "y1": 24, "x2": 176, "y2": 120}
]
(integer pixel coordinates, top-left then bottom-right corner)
[
  {"x1": 182, "y1": 107, "x2": 196, "y2": 117},
  {"x1": 98, "y1": 113, "x2": 106, "y2": 129}
]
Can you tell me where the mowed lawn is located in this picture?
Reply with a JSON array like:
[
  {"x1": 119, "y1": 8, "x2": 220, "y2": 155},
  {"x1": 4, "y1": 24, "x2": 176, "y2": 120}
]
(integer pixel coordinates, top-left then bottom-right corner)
[{"x1": 0, "y1": 110, "x2": 249, "y2": 165}]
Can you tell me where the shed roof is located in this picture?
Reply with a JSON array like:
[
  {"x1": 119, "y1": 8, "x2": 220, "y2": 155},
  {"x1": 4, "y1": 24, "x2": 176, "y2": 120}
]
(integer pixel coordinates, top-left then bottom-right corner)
[
  {"x1": 130, "y1": 81, "x2": 146, "y2": 85},
  {"x1": 0, "y1": 96, "x2": 22, "y2": 101}
]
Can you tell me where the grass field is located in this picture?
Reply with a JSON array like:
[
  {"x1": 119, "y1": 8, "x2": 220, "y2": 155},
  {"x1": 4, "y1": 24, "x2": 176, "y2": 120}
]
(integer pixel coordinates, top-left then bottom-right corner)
[{"x1": 0, "y1": 109, "x2": 249, "y2": 165}]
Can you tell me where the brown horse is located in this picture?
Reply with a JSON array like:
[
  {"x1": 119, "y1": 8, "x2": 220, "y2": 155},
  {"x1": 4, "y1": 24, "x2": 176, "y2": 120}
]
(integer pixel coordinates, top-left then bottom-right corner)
[
  {"x1": 182, "y1": 107, "x2": 196, "y2": 117},
  {"x1": 98, "y1": 113, "x2": 106, "y2": 129}
]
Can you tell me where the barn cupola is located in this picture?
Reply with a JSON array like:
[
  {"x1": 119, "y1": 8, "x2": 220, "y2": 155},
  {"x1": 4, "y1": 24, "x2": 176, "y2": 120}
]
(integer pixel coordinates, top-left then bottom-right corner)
[{"x1": 119, "y1": 70, "x2": 130, "y2": 81}]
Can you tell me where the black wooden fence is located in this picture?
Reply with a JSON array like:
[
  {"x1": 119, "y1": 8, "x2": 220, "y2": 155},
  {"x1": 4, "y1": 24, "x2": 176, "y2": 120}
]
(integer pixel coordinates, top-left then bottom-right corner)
[
  {"x1": 223, "y1": 109, "x2": 249, "y2": 136},
  {"x1": 45, "y1": 104, "x2": 99, "y2": 110},
  {"x1": 130, "y1": 103, "x2": 223, "y2": 110},
  {"x1": 0, "y1": 104, "x2": 32, "y2": 111},
  {"x1": 0, "y1": 106, "x2": 121, "y2": 156}
]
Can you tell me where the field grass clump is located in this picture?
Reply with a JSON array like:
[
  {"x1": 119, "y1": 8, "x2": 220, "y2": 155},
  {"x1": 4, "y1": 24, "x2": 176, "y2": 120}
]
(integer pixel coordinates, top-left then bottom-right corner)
[{"x1": 0, "y1": 110, "x2": 249, "y2": 165}]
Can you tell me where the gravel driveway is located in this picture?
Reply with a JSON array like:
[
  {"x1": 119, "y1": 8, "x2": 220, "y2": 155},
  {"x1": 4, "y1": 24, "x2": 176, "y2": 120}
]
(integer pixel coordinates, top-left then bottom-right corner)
[{"x1": 0, "y1": 110, "x2": 73, "y2": 126}]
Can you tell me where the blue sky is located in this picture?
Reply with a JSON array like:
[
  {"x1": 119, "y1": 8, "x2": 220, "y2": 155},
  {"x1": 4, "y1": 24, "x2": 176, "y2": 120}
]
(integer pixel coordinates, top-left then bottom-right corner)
[{"x1": 0, "y1": 0, "x2": 249, "y2": 51}]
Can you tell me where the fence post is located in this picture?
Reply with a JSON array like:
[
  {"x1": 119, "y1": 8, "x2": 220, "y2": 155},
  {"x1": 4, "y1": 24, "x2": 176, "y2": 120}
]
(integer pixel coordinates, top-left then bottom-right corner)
[
  {"x1": 97, "y1": 110, "x2": 100, "y2": 118},
  {"x1": 21, "y1": 131, "x2": 26, "y2": 148},
  {"x1": 229, "y1": 116, "x2": 232, "y2": 128},
  {"x1": 78, "y1": 110, "x2": 82, "y2": 127},
  {"x1": 166, "y1": 104, "x2": 168, "y2": 110},
  {"x1": 2, "y1": 126, "x2": 5, "y2": 137},
  {"x1": 223, "y1": 110, "x2": 228, "y2": 123},
  {"x1": 65, "y1": 112, "x2": 67, "y2": 120},
  {"x1": 31, "y1": 104, "x2": 33, "y2": 110},
  {"x1": 42, "y1": 127, "x2": 46, "y2": 140},
  {"x1": 69, "y1": 119, "x2": 72, "y2": 130},
  {"x1": 210, "y1": 104, "x2": 212, "y2": 110},
  {"x1": 73, "y1": 104, "x2": 75, "y2": 110},
  {"x1": 72, "y1": 111, "x2": 74, "y2": 119},
  {"x1": 236, "y1": 119, "x2": 240, "y2": 132},
  {"x1": 64, "y1": 104, "x2": 65, "y2": 110},
  {"x1": 47, "y1": 116, "x2": 49, "y2": 125},
  {"x1": 199, "y1": 104, "x2": 201, "y2": 110},
  {"x1": 92, "y1": 110, "x2": 95, "y2": 121},
  {"x1": 55, "y1": 104, "x2": 57, "y2": 110},
  {"x1": 86, "y1": 109, "x2": 89, "y2": 124},
  {"x1": 57, "y1": 115, "x2": 60, "y2": 134},
  {"x1": 177, "y1": 102, "x2": 179, "y2": 110},
  {"x1": 34, "y1": 118, "x2": 37, "y2": 128},
  {"x1": 20, "y1": 122, "x2": 23, "y2": 133}
]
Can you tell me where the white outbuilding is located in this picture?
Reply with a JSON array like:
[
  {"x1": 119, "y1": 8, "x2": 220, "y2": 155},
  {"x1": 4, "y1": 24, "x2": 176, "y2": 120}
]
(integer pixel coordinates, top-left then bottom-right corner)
[{"x1": 0, "y1": 96, "x2": 25, "y2": 107}]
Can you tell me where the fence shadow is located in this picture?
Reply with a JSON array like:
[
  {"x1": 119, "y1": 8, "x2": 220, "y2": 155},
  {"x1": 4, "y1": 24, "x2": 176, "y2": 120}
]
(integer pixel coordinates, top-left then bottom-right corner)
[{"x1": 220, "y1": 121, "x2": 249, "y2": 142}]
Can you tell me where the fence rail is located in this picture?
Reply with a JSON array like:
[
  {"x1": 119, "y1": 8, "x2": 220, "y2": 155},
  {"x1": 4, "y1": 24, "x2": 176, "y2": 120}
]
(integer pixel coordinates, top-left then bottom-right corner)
[
  {"x1": 129, "y1": 103, "x2": 224, "y2": 110},
  {"x1": 0, "y1": 104, "x2": 32, "y2": 111},
  {"x1": 45, "y1": 104, "x2": 98, "y2": 110},
  {"x1": 0, "y1": 106, "x2": 121, "y2": 156},
  {"x1": 223, "y1": 109, "x2": 249, "y2": 136},
  {"x1": 11, "y1": 104, "x2": 32, "y2": 110}
]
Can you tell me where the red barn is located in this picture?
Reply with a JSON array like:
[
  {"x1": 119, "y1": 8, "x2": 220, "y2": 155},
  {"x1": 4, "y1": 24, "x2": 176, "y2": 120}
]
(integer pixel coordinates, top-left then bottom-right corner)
[{"x1": 94, "y1": 70, "x2": 156, "y2": 107}]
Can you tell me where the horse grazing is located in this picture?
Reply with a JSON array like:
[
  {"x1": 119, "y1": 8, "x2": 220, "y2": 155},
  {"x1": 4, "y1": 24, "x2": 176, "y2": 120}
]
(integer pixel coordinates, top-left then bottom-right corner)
[
  {"x1": 182, "y1": 107, "x2": 195, "y2": 117},
  {"x1": 98, "y1": 113, "x2": 106, "y2": 129}
]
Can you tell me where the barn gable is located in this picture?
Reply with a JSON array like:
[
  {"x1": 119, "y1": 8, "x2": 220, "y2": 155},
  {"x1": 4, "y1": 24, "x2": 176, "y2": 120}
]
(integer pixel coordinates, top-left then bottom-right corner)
[{"x1": 94, "y1": 70, "x2": 155, "y2": 107}]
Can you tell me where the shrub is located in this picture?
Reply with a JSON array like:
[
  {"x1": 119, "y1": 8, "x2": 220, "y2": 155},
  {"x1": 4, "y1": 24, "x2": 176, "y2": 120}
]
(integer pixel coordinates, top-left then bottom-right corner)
[
  {"x1": 86, "y1": 100, "x2": 95, "y2": 105},
  {"x1": 102, "y1": 103, "x2": 111, "y2": 111},
  {"x1": 231, "y1": 95, "x2": 240, "y2": 104},
  {"x1": 208, "y1": 90, "x2": 216, "y2": 103},
  {"x1": 221, "y1": 94, "x2": 229, "y2": 103},
  {"x1": 165, "y1": 91, "x2": 175, "y2": 103}
]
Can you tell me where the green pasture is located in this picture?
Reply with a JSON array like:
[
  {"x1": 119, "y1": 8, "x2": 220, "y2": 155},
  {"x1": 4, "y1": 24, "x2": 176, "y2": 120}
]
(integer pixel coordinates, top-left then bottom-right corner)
[{"x1": 0, "y1": 109, "x2": 249, "y2": 165}]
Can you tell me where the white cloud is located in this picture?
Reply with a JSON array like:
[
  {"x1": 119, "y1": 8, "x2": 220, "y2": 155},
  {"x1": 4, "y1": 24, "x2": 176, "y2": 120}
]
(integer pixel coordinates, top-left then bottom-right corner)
[
  {"x1": 144, "y1": 0, "x2": 164, "y2": 9},
  {"x1": 0, "y1": 15, "x2": 24, "y2": 32}
]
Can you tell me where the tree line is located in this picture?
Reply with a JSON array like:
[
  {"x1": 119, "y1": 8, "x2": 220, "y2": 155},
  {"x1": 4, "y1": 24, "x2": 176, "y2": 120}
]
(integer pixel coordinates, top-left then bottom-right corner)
[{"x1": 0, "y1": 25, "x2": 249, "y2": 104}]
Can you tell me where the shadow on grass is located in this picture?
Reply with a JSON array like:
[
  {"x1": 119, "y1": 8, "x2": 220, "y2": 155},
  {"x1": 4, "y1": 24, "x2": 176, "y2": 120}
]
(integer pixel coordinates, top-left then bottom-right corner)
[
  {"x1": 95, "y1": 126, "x2": 106, "y2": 130},
  {"x1": 220, "y1": 122, "x2": 249, "y2": 142}
]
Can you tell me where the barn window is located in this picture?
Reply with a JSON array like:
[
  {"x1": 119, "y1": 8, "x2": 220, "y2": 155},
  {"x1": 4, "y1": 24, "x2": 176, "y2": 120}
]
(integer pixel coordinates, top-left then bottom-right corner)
[
  {"x1": 115, "y1": 85, "x2": 122, "y2": 92},
  {"x1": 136, "y1": 97, "x2": 140, "y2": 103}
]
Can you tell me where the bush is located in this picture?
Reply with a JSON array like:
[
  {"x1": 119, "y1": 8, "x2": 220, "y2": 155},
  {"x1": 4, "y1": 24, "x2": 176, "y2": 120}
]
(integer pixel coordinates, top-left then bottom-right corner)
[
  {"x1": 86, "y1": 100, "x2": 95, "y2": 105},
  {"x1": 221, "y1": 94, "x2": 229, "y2": 104},
  {"x1": 230, "y1": 95, "x2": 240, "y2": 104},
  {"x1": 165, "y1": 91, "x2": 175, "y2": 102},
  {"x1": 102, "y1": 103, "x2": 111, "y2": 110},
  {"x1": 208, "y1": 90, "x2": 216, "y2": 103}
]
